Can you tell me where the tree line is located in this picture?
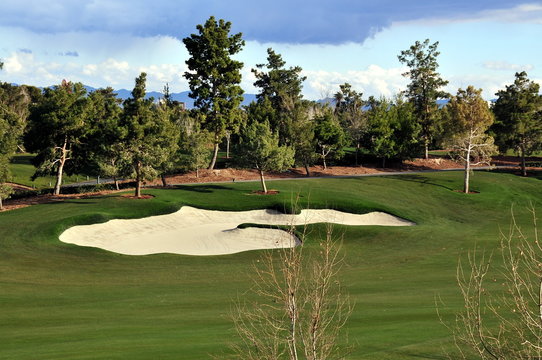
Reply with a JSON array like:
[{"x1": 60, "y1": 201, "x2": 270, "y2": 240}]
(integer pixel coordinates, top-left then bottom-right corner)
[{"x1": 0, "y1": 17, "x2": 541, "y2": 203}]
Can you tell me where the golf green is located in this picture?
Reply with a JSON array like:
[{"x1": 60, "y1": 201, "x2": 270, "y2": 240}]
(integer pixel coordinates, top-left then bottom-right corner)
[{"x1": 1, "y1": 170, "x2": 540, "y2": 359}]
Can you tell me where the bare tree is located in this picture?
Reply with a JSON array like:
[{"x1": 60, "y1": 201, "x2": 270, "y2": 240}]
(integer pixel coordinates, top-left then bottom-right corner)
[
  {"x1": 441, "y1": 207, "x2": 542, "y2": 359},
  {"x1": 226, "y1": 222, "x2": 353, "y2": 360},
  {"x1": 446, "y1": 86, "x2": 497, "y2": 194}
]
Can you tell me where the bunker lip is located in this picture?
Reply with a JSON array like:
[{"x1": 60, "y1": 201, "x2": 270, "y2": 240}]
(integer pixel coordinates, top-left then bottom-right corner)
[{"x1": 59, "y1": 206, "x2": 415, "y2": 256}]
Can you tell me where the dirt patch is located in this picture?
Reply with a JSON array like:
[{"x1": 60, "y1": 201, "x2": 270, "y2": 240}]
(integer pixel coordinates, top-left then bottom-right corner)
[
  {"x1": 120, "y1": 194, "x2": 155, "y2": 199},
  {"x1": 453, "y1": 189, "x2": 480, "y2": 194},
  {"x1": 251, "y1": 190, "x2": 280, "y2": 195},
  {"x1": 1, "y1": 190, "x2": 123, "y2": 212}
]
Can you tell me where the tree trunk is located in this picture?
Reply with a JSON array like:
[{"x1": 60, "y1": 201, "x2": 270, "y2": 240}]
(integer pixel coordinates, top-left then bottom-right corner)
[
  {"x1": 196, "y1": 168, "x2": 199, "y2": 178},
  {"x1": 114, "y1": 177, "x2": 119, "y2": 191},
  {"x1": 0, "y1": 196, "x2": 3, "y2": 211},
  {"x1": 464, "y1": 147, "x2": 471, "y2": 194},
  {"x1": 53, "y1": 138, "x2": 69, "y2": 195},
  {"x1": 259, "y1": 169, "x2": 267, "y2": 194},
  {"x1": 208, "y1": 139, "x2": 220, "y2": 170},
  {"x1": 520, "y1": 142, "x2": 527, "y2": 177},
  {"x1": 355, "y1": 142, "x2": 360, "y2": 166},
  {"x1": 135, "y1": 161, "x2": 142, "y2": 197},
  {"x1": 382, "y1": 157, "x2": 386, "y2": 168},
  {"x1": 161, "y1": 174, "x2": 167, "y2": 187},
  {"x1": 424, "y1": 138, "x2": 429, "y2": 160},
  {"x1": 304, "y1": 163, "x2": 311, "y2": 177},
  {"x1": 226, "y1": 132, "x2": 231, "y2": 159},
  {"x1": 321, "y1": 147, "x2": 327, "y2": 170}
]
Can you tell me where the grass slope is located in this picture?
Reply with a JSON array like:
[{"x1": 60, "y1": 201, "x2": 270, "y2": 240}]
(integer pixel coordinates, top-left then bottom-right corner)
[
  {"x1": 0, "y1": 170, "x2": 541, "y2": 359},
  {"x1": 8, "y1": 153, "x2": 81, "y2": 189}
]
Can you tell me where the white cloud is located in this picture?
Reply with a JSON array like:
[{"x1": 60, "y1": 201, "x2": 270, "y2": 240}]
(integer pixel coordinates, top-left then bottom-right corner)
[
  {"x1": 395, "y1": 2, "x2": 542, "y2": 26},
  {"x1": 1, "y1": 51, "x2": 188, "y2": 91},
  {"x1": 301, "y1": 65, "x2": 408, "y2": 100},
  {"x1": 483, "y1": 61, "x2": 534, "y2": 72}
]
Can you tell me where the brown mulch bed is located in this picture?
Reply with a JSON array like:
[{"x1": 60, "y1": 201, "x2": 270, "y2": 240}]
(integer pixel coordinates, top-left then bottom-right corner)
[
  {"x1": 251, "y1": 190, "x2": 280, "y2": 195},
  {"x1": 2, "y1": 154, "x2": 539, "y2": 213},
  {"x1": 120, "y1": 194, "x2": 155, "y2": 199}
]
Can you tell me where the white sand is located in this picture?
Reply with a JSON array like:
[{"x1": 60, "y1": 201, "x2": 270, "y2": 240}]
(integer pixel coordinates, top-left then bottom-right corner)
[{"x1": 59, "y1": 206, "x2": 415, "y2": 256}]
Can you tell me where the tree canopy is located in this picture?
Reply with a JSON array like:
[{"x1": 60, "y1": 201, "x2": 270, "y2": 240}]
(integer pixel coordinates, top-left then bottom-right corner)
[
  {"x1": 120, "y1": 73, "x2": 179, "y2": 197},
  {"x1": 446, "y1": 86, "x2": 496, "y2": 193},
  {"x1": 183, "y1": 16, "x2": 245, "y2": 170},
  {"x1": 236, "y1": 111, "x2": 294, "y2": 193},
  {"x1": 25, "y1": 81, "x2": 89, "y2": 195},
  {"x1": 492, "y1": 71, "x2": 542, "y2": 176},
  {"x1": 252, "y1": 48, "x2": 306, "y2": 146},
  {"x1": 398, "y1": 39, "x2": 449, "y2": 159}
]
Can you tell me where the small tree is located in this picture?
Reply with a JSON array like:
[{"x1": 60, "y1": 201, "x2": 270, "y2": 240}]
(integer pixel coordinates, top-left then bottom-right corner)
[
  {"x1": 334, "y1": 83, "x2": 367, "y2": 166},
  {"x1": 179, "y1": 128, "x2": 212, "y2": 178},
  {"x1": 236, "y1": 119, "x2": 294, "y2": 194},
  {"x1": 228, "y1": 224, "x2": 352, "y2": 360},
  {"x1": 313, "y1": 111, "x2": 346, "y2": 170},
  {"x1": 0, "y1": 183, "x2": 12, "y2": 210},
  {"x1": 183, "y1": 16, "x2": 245, "y2": 170},
  {"x1": 293, "y1": 113, "x2": 316, "y2": 177},
  {"x1": 446, "y1": 86, "x2": 497, "y2": 193}
]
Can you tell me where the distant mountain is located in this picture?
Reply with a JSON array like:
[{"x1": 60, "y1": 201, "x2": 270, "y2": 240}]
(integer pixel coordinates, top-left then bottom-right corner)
[{"x1": 92, "y1": 86, "x2": 256, "y2": 109}]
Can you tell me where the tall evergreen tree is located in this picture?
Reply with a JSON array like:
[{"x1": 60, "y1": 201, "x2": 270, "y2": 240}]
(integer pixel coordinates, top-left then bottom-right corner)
[
  {"x1": 0, "y1": 61, "x2": 20, "y2": 208},
  {"x1": 492, "y1": 71, "x2": 542, "y2": 176},
  {"x1": 25, "y1": 81, "x2": 89, "y2": 195},
  {"x1": 83, "y1": 87, "x2": 126, "y2": 190},
  {"x1": 121, "y1": 73, "x2": 179, "y2": 197},
  {"x1": 183, "y1": 16, "x2": 245, "y2": 170},
  {"x1": 398, "y1": 39, "x2": 449, "y2": 159},
  {"x1": 252, "y1": 48, "x2": 306, "y2": 146}
]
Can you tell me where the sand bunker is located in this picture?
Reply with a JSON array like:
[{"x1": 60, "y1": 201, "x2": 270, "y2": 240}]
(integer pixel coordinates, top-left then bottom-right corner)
[{"x1": 59, "y1": 206, "x2": 415, "y2": 256}]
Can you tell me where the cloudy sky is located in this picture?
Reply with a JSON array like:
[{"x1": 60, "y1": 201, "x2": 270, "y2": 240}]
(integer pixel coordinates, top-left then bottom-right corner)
[{"x1": 0, "y1": 0, "x2": 541, "y2": 100}]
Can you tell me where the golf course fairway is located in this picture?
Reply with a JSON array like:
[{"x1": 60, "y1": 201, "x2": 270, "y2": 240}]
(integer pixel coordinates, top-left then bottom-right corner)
[{"x1": 1, "y1": 171, "x2": 541, "y2": 359}]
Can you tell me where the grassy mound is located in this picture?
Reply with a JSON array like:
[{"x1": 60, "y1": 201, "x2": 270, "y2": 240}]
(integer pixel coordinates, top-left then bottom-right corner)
[{"x1": 0, "y1": 170, "x2": 540, "y2": 359}]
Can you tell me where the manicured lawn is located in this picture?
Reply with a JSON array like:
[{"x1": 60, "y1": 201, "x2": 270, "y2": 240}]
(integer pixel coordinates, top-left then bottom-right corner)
[
  {"x1": 8, "y1": 153, "x2": 82, "y2": 189},
  {"x1": 0, "y1": 170, "x2": 540, "y2": 359}
]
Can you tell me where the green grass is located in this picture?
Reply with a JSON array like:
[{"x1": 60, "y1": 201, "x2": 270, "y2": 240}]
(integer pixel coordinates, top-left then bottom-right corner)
[
  {"x1": 1, "y1": 170, "x2": 541, "y2": 359},
  {"x1": 8, "y1": 153, "x2": 82, "y2": 189}
]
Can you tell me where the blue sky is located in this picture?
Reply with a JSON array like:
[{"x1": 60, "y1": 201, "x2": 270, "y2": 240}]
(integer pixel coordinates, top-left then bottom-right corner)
[{"x1": 0, "y1": 1, "x2": 541, "y2": 99}]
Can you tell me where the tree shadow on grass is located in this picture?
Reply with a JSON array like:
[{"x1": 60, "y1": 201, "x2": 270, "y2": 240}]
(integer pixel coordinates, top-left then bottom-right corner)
[
  {"x1": 47, "y1": 200, "x2": 99, "y2": 205},
  {"x1": 491, "y1": 168, "x2": 542, "y2": 180},
  {"x1": 169, "y1": 184, "x2": 235, "y2": 193},
  {"x1": 384, "y1": 174, "x2": 455, "y2": 191}
]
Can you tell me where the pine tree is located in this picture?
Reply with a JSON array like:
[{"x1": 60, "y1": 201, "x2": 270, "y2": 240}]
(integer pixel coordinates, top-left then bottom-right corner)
[
  {"x1": 183, "y1": 16, "x2": 245, "y2": 170},
  {"x1": 236, "y1": 114, "x2": 294, "y2": 194},
  {"x1": 25, "y1": 81, "x2": 89, "y2": 195},
  {"x1": 492, "y1": 71, "x2": 542, "y2": 176},
  {"x1": 398, "y1": 39, "x2": 449, "y2": 159},
  {"x1": 121, "y1": 73, "x2": 179, "y2": 197}
]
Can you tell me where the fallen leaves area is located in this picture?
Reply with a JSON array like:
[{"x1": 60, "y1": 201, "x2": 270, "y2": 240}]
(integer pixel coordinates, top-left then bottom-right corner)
[{"x1": 2, "y1": 155, "x2": 539, "y2": 212}]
